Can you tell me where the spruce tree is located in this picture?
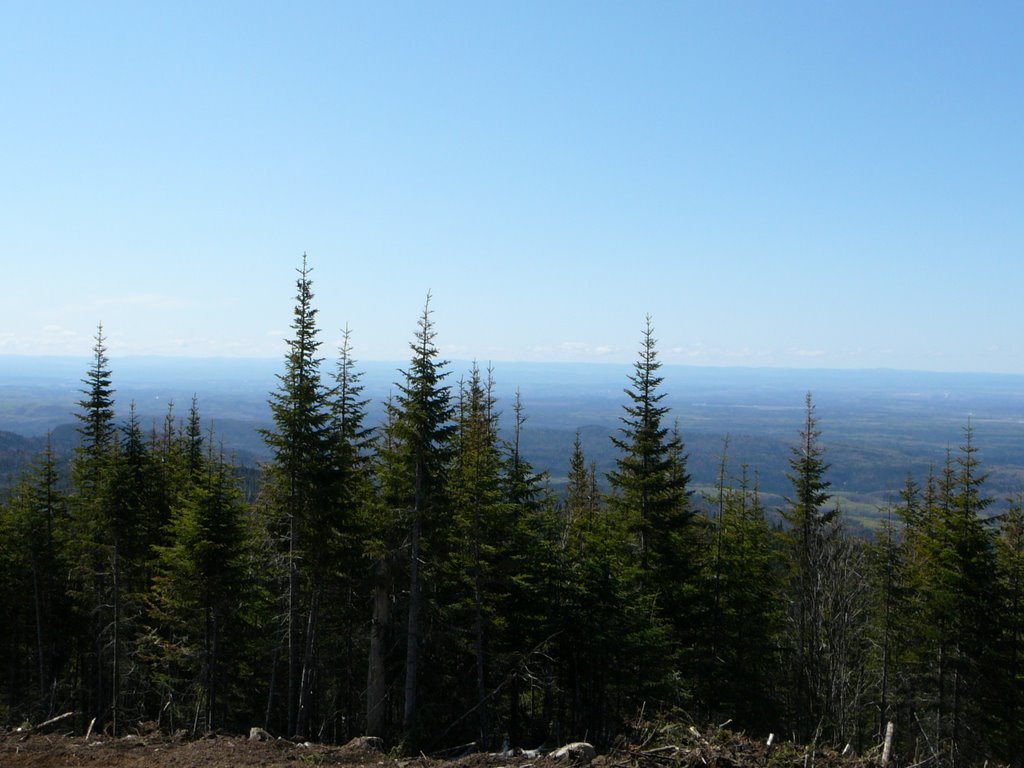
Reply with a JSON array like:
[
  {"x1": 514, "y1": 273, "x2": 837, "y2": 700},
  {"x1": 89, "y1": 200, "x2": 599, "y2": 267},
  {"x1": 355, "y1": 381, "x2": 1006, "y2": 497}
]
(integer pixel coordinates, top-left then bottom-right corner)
[
  {"x1": 500, "y1": 390, "x2": 556, "y2": 747},
  {"x1": 697, "y1": 458, "x2": 783, "y2": 730},
  {"x1": 379, "y1": 294, "x2": 454, "y2": 745},
  {"x1": 996, "y1": 493, "x2": 1024, "y2": 757},
  {"x1": 606, "y1": 317, "x2": 693, "y2": 691},
  {"x1": 74, "y1": 325, "x2": 116, "y2": 494},
  {"x1": 782, "y1": 392, "x2": 836, "y2": 740},
  {"x1": 150, "y1": 436, "x2": 250, "y2": 734},
  {"x1": 321, "y1": 325, "x2": 374, "y2": 740},
  {"x1": 69, "y1": 326, "x2": 119, "y2": 731},
  {"x1": 261, "y1": 254, "x2": 332, "y2": 737},
  {"x1": 607, "y1": 316, "x2": 692, "y2": 576},
  {"x1": 448, "y1": 363, "x2": 505, "y2": 746},
  {"x1": 0, "y1": 438, "x2": 70, "y2": 720}
]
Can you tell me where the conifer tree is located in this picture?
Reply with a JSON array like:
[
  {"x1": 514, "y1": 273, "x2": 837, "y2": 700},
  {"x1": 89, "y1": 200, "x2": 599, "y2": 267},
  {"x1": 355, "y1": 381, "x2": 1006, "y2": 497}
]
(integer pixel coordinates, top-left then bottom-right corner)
[
  {"x1": 697, "y1": 458, "x2": 782, "y2": 730},
  {"x1": 564, "y1": 430, "x2": 593, "y2": 549},
  {"x1": 261, "y1": 255, "x2": 332, "y2": 737},
  {"x1": 870, "y1": 477, "x2": 918, "y2": 745},
  {"x1": 74, "y1": 325, "x2": 116, "y2": 494},
  {"x1": 996, "y1": 493, "x2": 1024, "y2": 757},
  {"x1": 606, "y1": 317, "x2": 693, "y2": 691},
  {"x1": 500, "y1": 390, "x2": 557, "y2": 747},
  {"x1": 150, "y1": 436, "x2": 250, "y2": 734},
  {"x1": 607, "y1": 317, "x2": 692, "y2": 576},
  {"x1": 379, "y1": 294, "x2": 455, "y2": 744},
  {"x1": 448, "y1": 363, "x2": 505, "y2": 746},
  {"x1": 320, "y1": 325, "x2": 374, "y2": 740},
  {"x1": 782, "y1": 392, "x2": 836, "y2": 740},
  {"x1": 0, "y1": 438, "x2": 70, "y2": 720},
  {"x1": 946, "y1": 424, "x2": 999, "y2": 756},
  {"x1": 69, "y1": 326, "x2": 120, "y2": 731},
  {"x1": 105, "y1": 403, "x2": 170, "y2": 733},
  {"x1": 549, "y1": 414, "x2": 672, "y2": 743}
]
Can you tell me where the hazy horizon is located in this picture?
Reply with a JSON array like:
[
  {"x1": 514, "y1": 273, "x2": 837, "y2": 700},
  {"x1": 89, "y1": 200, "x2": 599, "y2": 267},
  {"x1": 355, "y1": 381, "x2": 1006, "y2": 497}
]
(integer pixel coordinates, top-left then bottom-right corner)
[{"x1": 8, "y1": 350, "x2": 1024, "y2": 380}]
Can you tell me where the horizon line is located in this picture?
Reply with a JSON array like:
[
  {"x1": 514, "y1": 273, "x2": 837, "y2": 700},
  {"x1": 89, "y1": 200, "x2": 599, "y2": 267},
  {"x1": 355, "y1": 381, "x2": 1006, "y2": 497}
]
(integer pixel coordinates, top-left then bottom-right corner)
[{"x1": 2, "y1": 352, "x2": 1023, "y2": 379}]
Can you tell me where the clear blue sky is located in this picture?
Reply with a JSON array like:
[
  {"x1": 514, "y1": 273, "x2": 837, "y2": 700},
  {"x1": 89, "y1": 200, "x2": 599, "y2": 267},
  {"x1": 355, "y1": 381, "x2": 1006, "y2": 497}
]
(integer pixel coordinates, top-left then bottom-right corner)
[{"x1": 2, "y1": 2, "x2": 1022, "y2": 372}]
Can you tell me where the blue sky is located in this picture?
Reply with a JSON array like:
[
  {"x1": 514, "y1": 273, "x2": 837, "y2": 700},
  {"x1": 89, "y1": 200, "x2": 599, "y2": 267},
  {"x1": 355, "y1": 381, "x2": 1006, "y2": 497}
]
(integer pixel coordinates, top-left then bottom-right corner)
[{"x1": 2, "y1": 2, "x2": 1022, "y2": 372}]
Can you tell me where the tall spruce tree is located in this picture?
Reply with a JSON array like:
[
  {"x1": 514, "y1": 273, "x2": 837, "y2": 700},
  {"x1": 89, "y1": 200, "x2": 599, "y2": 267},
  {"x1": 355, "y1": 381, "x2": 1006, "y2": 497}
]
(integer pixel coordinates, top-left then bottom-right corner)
[
  {"x1": 500, "y1": 390, "x2": 557, "y2": 748},
  {"x1": 321, "y1": 325, "x2": 374, "y2": 741},
  {"x1": 74, "y1": 325, "x2": 116, "y2": 494},
  {"x1": 69, "y1": 326, "x2": 120, "y2": 731},
  {"x1": 607, "y1": 317, "x2": 692, "y2": 575},
  {"x1": 380, "y1": 294, "x2": 455, "y2": 745},
  {"x1": 782, "y1": 392, "x2": 836, "y2": 740},
  {"x1": 606, "y1": 317, "x2": 693, "y2": 674},
  {"x1": 448, "y1": 363, "x2": 505, "y2": 746},
  {"x1": 261, "y1": 255, "x2": 332, "y2": 738}
]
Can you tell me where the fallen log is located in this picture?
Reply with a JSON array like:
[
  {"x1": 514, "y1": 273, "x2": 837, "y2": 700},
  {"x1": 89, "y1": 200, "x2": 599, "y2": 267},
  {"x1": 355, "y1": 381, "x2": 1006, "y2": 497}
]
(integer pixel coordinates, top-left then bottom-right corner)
[{"x1": 20, "y1": 711, "x2": 76, "y2": 733}]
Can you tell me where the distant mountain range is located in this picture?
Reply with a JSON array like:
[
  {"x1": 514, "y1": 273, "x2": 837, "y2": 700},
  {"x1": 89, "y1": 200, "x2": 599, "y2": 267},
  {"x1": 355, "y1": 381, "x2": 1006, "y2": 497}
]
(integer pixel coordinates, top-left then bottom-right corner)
[{"x1": 4, "y1": 355, "x2": 1024, "y2": 525}]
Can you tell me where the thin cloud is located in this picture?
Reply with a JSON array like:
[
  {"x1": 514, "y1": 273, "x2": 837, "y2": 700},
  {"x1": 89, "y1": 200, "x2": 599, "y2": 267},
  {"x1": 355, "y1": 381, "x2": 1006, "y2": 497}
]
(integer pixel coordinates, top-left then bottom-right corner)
[
  {"x1": 42, "y1": 324, "x2": 77, "y2": 338},
  {"x1": 62, "y1": 293, "x2": 191, "y2": 314},
  {"x1": 793, "y1": 348, "x2": 827, "y2": 358}
]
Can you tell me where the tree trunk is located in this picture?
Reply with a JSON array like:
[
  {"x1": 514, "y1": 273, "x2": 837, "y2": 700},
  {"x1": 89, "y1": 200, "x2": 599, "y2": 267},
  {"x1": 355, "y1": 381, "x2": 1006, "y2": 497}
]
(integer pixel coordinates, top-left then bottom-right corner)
[
  {"x1": 112, "y1": 538, "x2": 120, "y2": 738},
  {"x1": 403, "y1": 513, "x2": 422, "y2": 737},
  {"x1": 367, "y1": 558, "x2": 391, "y2": 737},
  {"x1": 473, "y1": 501, "x2": 488, "y2": 748},
  {"x1": 32, "y1": 564, "x2": 46, "y2": 706},
  {"x1": 296, "y1": 590, "x2": 319, "y2": 739},
  {"x1": 287, "y1": 512, "x2": 300, "y2": 737}
]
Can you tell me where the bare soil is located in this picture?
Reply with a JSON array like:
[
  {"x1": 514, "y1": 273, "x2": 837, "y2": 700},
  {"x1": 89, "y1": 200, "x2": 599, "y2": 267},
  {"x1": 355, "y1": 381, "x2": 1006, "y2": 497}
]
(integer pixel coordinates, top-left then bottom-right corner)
[{"x1": 0, "y1": 727, "x2": 879, "y2": 768}]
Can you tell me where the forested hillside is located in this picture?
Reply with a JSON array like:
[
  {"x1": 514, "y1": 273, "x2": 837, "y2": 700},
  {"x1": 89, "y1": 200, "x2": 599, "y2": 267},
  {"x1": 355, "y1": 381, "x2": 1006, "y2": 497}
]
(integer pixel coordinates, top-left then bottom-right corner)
[{"x1": 2, "y1": 261, "x2": 1022, "y2": 766}]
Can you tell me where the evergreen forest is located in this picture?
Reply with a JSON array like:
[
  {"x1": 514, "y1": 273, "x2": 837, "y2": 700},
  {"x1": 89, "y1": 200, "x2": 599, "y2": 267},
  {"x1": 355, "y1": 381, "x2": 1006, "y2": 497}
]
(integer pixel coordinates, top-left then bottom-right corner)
[{"x1": 2, "y1": 259, "x2": 1023, "y2": 767}]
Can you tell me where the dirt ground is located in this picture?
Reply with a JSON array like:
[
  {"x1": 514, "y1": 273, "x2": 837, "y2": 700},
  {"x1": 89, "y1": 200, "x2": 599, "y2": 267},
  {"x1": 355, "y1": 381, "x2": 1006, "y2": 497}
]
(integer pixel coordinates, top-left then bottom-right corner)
[{"x1": 0, "y1": 725, "x2": 879, "y2": 768}]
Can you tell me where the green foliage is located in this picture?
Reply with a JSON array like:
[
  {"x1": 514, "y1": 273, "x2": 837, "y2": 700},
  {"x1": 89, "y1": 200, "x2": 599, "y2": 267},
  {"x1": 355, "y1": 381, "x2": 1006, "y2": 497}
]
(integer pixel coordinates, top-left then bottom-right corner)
[
  {"x1": 607, "y1": 317, "x2": 693, "y2": 579},
  {"x1": 259, "y1": 256, "x2": 373, "y2": 740},
  {"x1": 0, "y1": 439, "x2": 71, "y2": 720},
  {"x1": 149, "y1": 443, "x2": 253, "y2": 733},
  {"x1": 606, "y1": 318, "x2": 695, "y2": 687},
  {"x1": 375, "y1": 294, "x2": 456, "y2": 746},
  {"x1": 696, "y1": 459, "x2": 784, "y2": 731}
]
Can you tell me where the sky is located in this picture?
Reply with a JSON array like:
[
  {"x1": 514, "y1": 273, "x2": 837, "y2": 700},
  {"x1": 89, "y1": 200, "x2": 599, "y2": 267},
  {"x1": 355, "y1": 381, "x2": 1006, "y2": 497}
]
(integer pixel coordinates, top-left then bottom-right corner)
[{"x1": 2, "y1": 2, "x2": 1022, "y2": 373}]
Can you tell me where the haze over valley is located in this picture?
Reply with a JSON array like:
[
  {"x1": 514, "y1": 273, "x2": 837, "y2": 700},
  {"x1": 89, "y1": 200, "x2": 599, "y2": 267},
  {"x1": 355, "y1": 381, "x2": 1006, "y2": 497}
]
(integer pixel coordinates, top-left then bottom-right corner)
[{"x1": 5, "y1": 354, "x2": 1024, "y2": 525}]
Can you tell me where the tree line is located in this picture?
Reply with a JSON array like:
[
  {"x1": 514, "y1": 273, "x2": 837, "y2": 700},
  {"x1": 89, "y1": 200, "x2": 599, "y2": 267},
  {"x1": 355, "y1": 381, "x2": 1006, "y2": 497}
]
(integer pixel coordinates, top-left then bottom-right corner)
[{"x1": 1, "y1": 257, "x2": 1022, "y2": 766}]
